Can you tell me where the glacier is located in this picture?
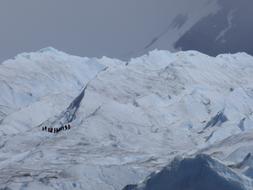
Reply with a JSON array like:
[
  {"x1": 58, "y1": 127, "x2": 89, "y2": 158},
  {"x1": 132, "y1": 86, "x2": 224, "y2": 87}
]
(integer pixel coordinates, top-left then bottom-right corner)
[{"x1": 0, "y1": 48, "x2": 253, "y2": 189}]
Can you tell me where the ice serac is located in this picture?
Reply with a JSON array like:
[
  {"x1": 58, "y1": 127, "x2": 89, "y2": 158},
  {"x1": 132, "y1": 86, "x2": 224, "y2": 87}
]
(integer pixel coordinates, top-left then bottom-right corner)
[
  {"x1": 0, "y1": 48, "x2": 253, "y2": 189},
  {"x1": 123, "y1": 154, "x2": 252, "y2": 190}
]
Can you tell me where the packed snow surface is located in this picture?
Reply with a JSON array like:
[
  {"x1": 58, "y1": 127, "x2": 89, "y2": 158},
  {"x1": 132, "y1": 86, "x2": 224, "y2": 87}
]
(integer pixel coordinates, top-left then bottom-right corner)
[{"x1": 0, "y1": 48, "x2": 253, "y2": 189}]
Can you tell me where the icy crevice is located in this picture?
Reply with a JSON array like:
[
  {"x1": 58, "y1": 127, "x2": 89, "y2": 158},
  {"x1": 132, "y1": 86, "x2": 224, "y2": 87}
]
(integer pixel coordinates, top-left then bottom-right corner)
[{"x1": 204, "y1": 110, "x2": 228, "y2": 130}]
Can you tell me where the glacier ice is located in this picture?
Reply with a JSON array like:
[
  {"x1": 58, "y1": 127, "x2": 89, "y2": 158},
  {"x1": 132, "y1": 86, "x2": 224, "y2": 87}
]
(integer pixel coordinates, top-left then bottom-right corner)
[
  {"x1": 123, "y1": 154, "x2": 252, "y2": 190},
  {"x1": 0, "y1": 48, "x2": 253, "y2": 189}
]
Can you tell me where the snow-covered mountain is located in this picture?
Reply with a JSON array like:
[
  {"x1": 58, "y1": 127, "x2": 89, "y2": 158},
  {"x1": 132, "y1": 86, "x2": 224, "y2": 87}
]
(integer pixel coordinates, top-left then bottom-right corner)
[
  {"x1": 129, "y1": 0, "x2": 219, "y2": 58},
  {"x1": 0, "y1": 48, "x2": 253, "y2": 189},
  {"x1": 174, "y1": 0, "x2": 253, "y2": 56},
  {"x1": 142, "y1": 0, "x2": 253, "y2": 58}
]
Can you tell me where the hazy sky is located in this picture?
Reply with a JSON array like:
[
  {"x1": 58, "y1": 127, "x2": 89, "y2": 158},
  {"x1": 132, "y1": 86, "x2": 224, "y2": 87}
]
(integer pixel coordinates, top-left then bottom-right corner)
[{"x1": 0, "y1": 0, "x2": 211, "y2": 62}]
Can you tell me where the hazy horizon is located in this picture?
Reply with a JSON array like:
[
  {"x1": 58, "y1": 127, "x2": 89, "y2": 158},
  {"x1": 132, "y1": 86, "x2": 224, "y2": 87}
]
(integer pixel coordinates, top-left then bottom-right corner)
[{"x1": 0, "y1": 0, "x2": 213, "y2": 62}]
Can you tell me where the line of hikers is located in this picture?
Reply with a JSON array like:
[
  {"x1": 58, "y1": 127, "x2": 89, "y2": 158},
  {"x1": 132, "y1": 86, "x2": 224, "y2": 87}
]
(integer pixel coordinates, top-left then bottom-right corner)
[{"x1": 42, "y1": 124, "x2": 71, "y2": 133}]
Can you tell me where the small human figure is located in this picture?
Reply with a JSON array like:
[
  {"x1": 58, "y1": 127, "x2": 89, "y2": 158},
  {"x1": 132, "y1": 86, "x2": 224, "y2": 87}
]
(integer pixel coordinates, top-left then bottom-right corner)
[
  {"x1": 65, "y1": 125, "x2": 68, "y2": 130},
  {"x1": 45, "y1": 126, "x2": 47, "y2": 131},
  {"x1": 42, "y1": 127, "x2": 45, "y2": 131},
  {"x1": 68, "y1": 124, "x2": 71, "y2": 130}
]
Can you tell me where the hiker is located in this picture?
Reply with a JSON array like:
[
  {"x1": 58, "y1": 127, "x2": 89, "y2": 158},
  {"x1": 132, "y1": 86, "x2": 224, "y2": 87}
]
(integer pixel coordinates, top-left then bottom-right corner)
[
  {"x1": 42, "y1": 127, "x2": 45, "y2": 131},
  {"x1": 45, "y1": 126, "x2": 47, "y2": 131},
  {"x1": 65, "y1": 125, "x2": 68, "y2": 130},
  {"x1": 68, "y1": 124, "x2": 71, "y2": 130}
]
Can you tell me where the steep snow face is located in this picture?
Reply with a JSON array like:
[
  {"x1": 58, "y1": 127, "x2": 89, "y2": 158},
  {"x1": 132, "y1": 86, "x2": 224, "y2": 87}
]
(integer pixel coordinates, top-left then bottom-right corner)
[
  {"x1": 123, "y1": 154, "x2": 252, "y2": 190},
  {"x1": 0, "y1": 49, "x2": 253, "y2": 189},
  {"x1": 0, "y1": 47, "x2": 106, "y2": 134}
]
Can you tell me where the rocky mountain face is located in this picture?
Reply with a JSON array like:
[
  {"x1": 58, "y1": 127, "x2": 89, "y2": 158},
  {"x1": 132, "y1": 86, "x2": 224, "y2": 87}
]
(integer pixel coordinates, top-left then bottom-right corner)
[
  {"x1": 142, "y1": 0, "x2": 253, "y2": 58},
  {"x1": 174, "y1": 0, "x2": 253, "y2": 56}
]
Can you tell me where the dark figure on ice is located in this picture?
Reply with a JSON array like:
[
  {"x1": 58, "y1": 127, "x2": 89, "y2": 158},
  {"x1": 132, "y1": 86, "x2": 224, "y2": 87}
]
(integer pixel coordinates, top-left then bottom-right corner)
[{"x1": 43, "y1": 124, "x2": 72, "y2": 133}]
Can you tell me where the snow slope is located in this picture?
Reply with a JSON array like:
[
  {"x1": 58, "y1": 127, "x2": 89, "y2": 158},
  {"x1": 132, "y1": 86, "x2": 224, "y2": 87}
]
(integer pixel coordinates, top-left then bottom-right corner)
[
  {"x1": 0, "y1": 47, "x2": 106, "y2": 135},
  {"x1": 0, "y1": 48, "x2": 253, "y2": 189}
]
